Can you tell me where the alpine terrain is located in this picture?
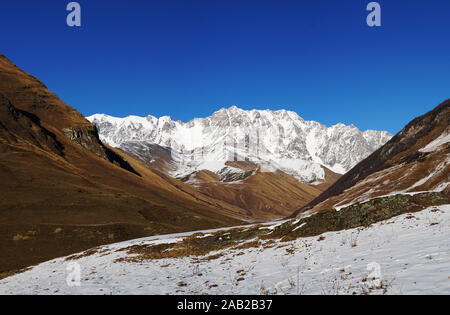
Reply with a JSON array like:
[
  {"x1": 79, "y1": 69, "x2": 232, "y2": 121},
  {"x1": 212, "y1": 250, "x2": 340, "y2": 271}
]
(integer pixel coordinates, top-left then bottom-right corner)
[
  {"x1": 1, "y1": 100, "x2": 446, "y2": 295},
  {"x1": 291, "y1": 99, "x2": 449, "y2": 217},
  {"x1": 0, "y1": 52, "x2": 448, "y2": 295},
  {"x1": 88, "y1": 107, "x2": 392, "y2": 182},
  {"x1": 0, "y1": 54, "x2": 250, "y2": 277},
  {"x1": 88, "y1": 108, "x2": 391, "y2": 218}
]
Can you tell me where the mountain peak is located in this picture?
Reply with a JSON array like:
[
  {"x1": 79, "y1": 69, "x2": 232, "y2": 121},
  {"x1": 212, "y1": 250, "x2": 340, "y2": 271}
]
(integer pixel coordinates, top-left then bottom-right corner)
[{"x1": 88, "y1": 107, "x2": 392, "y2": 183}]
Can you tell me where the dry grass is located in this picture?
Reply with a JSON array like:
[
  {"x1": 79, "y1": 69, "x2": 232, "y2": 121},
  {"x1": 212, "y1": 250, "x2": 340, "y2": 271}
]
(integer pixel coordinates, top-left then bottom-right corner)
[
  {"x1": 115, "y1": 227, "x2": 266, "y2": 263},
  {"x1": 112, "y1": 192, "x2": 449, "y2": 264},
  {"x1": 232, "y1": 240, "x2": 260, "y2": 250},
  {"x1": 193, "y1": 167, "x2": 329, "y2": 221},
  {"x1": 65, "y1": 248, "x2": 101, "y2": 261}
]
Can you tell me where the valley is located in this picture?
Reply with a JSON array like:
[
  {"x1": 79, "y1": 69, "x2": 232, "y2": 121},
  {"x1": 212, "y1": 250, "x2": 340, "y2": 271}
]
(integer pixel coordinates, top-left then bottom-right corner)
[
  {"x1": 1, "y1": 202, "x2": 448, "y2": 294},
  {"x1": 0, "y1": 53, "x2": 448, "y2": 295}
]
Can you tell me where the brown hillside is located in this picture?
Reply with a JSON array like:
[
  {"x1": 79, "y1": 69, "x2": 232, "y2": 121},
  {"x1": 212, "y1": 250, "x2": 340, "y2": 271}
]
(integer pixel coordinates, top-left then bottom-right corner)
[
  {"x1": 291, "y1": 100, "x2": 450, "y2": 217},
  {"x1": 189, "y1": 164, "x2": 332, "y2": 220},
  {"x1": 118, "y1": 143, "x2": 340, "y2": 220},
  {"x1": 0, "y1": 54, "x2": 248, "y2": 276}
]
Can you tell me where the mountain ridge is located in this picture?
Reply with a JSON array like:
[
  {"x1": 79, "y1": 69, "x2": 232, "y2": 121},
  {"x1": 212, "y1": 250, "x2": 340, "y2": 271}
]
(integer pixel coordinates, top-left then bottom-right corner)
[
  {"x1": 290, "y1": 99, "x2": 450, "y2": 217},
  {"x1": 88, "y1": 106, "x2": 392, "y2": 183}
]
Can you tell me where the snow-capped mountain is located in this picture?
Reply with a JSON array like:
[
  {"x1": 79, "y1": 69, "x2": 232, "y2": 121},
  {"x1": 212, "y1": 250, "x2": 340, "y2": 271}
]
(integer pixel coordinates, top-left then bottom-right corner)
[{"x1": 87, "y1": 106, "x2": 392, "y2": 183}]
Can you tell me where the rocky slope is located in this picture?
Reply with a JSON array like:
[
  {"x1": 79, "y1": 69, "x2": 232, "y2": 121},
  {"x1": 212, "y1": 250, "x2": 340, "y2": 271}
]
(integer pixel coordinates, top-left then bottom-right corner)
[
  {"x1": 291, "y1": 100, "x2": 449, "y2": 217},
  {"x1": 0, "y1": 54, "x2": 250, "y2": 276}
]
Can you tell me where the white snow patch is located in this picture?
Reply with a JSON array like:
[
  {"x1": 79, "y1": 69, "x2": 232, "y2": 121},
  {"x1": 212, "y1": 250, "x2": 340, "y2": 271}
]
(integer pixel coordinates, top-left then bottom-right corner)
[
  {"x1": 420, "y1": 131, "x2": 450, "y2": 153},
  {"x1": 1, "y1": 205, "x2": 448, "y2": 295}
]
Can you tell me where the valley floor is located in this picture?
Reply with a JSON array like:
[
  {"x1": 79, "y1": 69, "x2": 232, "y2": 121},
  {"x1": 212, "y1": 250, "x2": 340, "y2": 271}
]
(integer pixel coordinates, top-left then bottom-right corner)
[{"x1": 0, "y1": 205, "x2": 449, "y2": 295}]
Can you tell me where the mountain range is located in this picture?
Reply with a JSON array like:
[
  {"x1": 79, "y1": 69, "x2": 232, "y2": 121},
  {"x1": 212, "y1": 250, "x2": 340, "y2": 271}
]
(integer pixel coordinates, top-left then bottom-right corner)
[
  {"x1": 88, "y1": 108, "x2": 391, "y2": 219},
  {"x1": 0, "y1": 53, "x2": 448, "y2": 286},
  {"x1": 2, "y1": 99, "x2": 447, "y2": 294},
  {"x1": 88, "y1": 108, "x2": 392, "y2": 183}
]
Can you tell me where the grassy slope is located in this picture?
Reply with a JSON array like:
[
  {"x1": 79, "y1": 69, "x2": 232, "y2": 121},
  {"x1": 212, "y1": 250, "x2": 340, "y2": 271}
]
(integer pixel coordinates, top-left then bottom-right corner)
[
  {"x1": 290, "y1": 100, "x2": 450, "y2": 217},
  {"x1": 194, "y1": 170, "x2": 323, "y2": 220},
  {"x1": 0, "y1": 54, "x2": 248, "y2": 274}
]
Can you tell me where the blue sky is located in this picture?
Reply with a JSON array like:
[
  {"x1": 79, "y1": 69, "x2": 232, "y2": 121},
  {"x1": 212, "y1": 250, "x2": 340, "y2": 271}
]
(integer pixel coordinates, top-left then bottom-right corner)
[{"x1": 1, "y1": 0, "x2": 449, "y2": 134}]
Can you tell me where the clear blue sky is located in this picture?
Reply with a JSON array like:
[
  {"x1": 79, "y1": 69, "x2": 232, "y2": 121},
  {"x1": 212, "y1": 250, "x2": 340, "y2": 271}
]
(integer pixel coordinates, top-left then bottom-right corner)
[{"x1": 1, "y1": 0, "x2": 449, "y2": 134}]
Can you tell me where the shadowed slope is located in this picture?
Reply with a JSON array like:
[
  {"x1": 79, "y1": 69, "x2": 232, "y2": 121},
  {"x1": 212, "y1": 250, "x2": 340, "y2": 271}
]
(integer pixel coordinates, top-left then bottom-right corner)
[{"x1": 0, "y1": 54, "x2": 248, "y2": 275}]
